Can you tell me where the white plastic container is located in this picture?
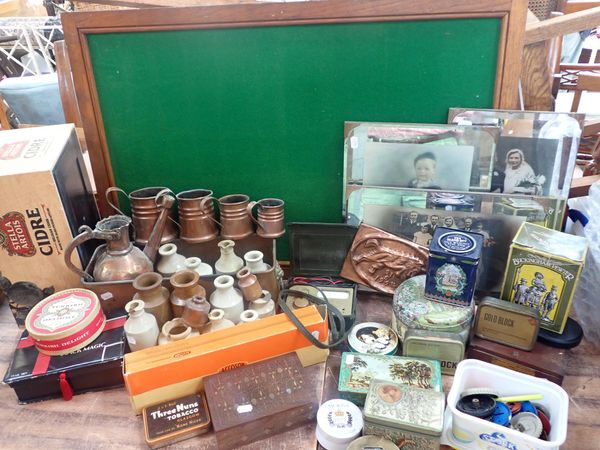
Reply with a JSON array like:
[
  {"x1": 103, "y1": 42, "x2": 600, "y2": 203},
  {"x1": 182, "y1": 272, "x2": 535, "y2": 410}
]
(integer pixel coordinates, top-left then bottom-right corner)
[{"x1": 447, "y1": 359, "x2": 568, "y2": 450}]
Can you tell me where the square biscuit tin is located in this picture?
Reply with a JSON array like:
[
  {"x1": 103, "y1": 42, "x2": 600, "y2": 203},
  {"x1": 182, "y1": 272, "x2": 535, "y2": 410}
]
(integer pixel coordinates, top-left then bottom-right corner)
[
  {"x1": 500, "y1": 222, "x2": 587, "y2": 334},
  {"x1": 338, "y1": 352, "x2": 442, "y2": 406},
  {"x1": 475, "y1": 296, "x2": 540, "y2": 350},
  {"x1": 364, "y1": 379, "x2": 445, "y2": 450},
  {"x1": 425, "y1": 227, "x2": 483, "y2": 307}
]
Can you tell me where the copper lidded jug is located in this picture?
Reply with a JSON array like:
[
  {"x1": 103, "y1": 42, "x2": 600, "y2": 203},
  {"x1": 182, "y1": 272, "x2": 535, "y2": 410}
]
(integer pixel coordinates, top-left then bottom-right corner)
[
  {"x1": 106, "y1": 186, "x2": 178, "y2": 246},
  {"x1": 176, "y1": 189, "x2": 218, "y2": 243}
]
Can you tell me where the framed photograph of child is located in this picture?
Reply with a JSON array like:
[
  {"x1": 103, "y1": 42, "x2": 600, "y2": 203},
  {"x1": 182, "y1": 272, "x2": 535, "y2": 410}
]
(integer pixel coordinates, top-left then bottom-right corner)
[{"x1": 362, "y1": 142, "x2": 475, "y2": 191}]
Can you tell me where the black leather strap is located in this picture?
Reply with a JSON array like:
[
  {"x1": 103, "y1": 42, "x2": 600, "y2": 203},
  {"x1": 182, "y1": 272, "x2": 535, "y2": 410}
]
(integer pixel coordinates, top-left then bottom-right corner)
[{"x1": 278, "y1": 285, "x2": 349, "y2": 349}]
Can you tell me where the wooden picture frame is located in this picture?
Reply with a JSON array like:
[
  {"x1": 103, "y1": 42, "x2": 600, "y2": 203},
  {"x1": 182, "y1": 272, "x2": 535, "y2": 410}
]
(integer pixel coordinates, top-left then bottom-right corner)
[{"x1": 63, "y1": 0, "x2": 527, "y2": 217}]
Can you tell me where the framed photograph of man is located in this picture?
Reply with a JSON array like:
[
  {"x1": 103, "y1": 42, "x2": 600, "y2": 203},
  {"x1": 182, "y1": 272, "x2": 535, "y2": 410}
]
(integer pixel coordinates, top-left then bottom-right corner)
[
  {"x1": 362, "y1": 204, "x2": 525, "y2": 293},
  {"x1": 494, "y1": 136, "x2": 560, "y2": 197},
  {"x1": 363, "y1": 141, "x2": 475, "y2": 191}
]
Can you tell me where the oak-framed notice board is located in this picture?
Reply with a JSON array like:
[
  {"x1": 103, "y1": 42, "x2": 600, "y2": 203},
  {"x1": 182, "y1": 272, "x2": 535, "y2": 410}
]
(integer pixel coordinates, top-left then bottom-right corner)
[{"x1": 63, "y1": 0, "x2": 526, "y2": 258}]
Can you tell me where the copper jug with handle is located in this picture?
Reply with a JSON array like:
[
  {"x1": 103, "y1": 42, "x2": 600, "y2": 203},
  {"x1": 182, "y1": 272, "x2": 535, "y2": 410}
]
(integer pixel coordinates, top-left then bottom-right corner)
[
  {"x1": 247, "y1": 198, "x2": 285, "y2": 238},
  {"x1": 176, "y1": 189, "x2": 218, "y2": 243},
  {"x1": 106, "y1": 186, "x2": 178, "y2": 246},
  {"x1": 200, "y1": 194, "x2": 254, "y2": 240}
]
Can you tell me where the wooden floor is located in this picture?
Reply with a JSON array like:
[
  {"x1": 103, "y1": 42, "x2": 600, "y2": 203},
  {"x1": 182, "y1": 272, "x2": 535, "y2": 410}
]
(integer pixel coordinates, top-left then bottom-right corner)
[{"x1": 1, "y1": 293, "x2": 600, "y2": 449}]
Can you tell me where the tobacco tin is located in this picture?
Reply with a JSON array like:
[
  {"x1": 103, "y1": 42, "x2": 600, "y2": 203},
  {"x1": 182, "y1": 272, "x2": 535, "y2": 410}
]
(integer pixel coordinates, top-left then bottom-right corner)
[
  {"x1": 338, "y1": 352, "x2": 442, "y2": 406},
  {"x1": 475, "y1": 296, "x2": 540, "y2": 351},
  {"x1": 364, "y1": 379, "x2": 444, "y2": 446},
  {"x1": 24, "y1": 288, "x2": 105, "y2": 356},
  {"x1": 425, "y1": 227, "x2": 483, "y2": 307},
  {"x1": 393, "y1": 275, "x2": 472, "y2": 344},
  {"x1": 143, "y1": 393, "x2": 210, "y2": 449},
  {"x1": 402, "y1": 329, "x2": 465, "y2": 375},
  {"x1": 347, "y1": 322, "x2": 398, "y2": 355}
]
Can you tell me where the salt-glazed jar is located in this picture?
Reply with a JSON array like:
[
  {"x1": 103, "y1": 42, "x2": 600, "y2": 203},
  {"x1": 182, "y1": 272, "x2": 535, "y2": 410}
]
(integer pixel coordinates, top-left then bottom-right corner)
[
  {"x1": 169, "y1": 270, "x2": 206, "y2": 318},
  {"x1": 158, "y1": 317, "x2": 199, "y2": 345},
  {"x1": 239, "y1": 309, "x2": 259, "y2": 324},
  {"x1": 249, "y1": 290, "x2": 276, "y2": 318},
  {"x1": 132, "y1": 271, "x2": 172, "y2": 328},
  {"x1": 124, "y1": 299, "x2": 160, "y2": 351},
  {"x1": 243, "y1": 250, "x2": 270, "y2": 273},
  {"x1": 157, "y1": 243, "x2": 186, "y2": 277},
  {"x1": 181, "y1": 295, "x2": 211, "y2": 329},
  {"x1": 204, "y1": 309, "x2": 235, "y2": 333},
  {"x1": 215, "y1": 240, "x2": 244, "y2": 274},
  {"x1": 209, "y1": 275, "x2": 244, "y2": 324},
  {"x1": 184, "y1": 256, "x2": 213, "y2": 276}
]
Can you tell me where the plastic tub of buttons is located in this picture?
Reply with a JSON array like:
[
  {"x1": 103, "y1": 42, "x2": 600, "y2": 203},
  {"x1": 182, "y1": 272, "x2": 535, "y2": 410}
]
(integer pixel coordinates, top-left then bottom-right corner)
[{"x1": 446, "y1": 359, "x2": 568, "y2": 450}]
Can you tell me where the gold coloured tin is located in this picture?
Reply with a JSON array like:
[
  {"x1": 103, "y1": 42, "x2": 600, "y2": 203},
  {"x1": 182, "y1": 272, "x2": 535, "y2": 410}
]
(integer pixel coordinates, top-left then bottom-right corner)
[
  {"x1": 475, "y1": 296, "x2": 540, "y2": 351},
  {"x1": 402, "y1": 329, "x2": 465, "y2": 375}
]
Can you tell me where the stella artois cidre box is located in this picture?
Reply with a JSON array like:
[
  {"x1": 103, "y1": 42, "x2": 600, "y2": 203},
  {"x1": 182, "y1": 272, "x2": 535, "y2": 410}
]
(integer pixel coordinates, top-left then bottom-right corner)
[
  {"x1": 0, "y1": 125, "x2": 99, "y2": 295},
  {"x1": 500, "y1": 222, "x2": 588, "y2": 334}
]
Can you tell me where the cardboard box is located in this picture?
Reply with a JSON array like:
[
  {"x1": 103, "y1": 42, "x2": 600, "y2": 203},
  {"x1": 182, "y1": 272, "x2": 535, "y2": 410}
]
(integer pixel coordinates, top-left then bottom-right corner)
[
  {"x1": 500, "y1": 222, "x2": 587, "y2": 334},
  {"x1": 2, "y1": 311, "x2": 126, "y2": 403},
  {"x1": 0, "y1": 125, "x2": 99, "y2": 295},
  {"x1": 123, "y1": 305, "x2": 329, "y2": 413}
]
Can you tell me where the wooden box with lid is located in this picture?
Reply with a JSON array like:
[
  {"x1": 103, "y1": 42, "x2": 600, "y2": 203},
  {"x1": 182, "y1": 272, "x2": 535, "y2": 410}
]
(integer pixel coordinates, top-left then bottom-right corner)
[{"x1": 203, "y1": 353, "x2": 321, "y2": 450}]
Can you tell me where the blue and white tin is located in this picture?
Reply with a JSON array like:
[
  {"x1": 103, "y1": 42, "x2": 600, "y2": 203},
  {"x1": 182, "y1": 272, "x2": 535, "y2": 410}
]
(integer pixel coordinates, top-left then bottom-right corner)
[{"x1": 425, "y1": 227, "x2": 483, "y2": 307}]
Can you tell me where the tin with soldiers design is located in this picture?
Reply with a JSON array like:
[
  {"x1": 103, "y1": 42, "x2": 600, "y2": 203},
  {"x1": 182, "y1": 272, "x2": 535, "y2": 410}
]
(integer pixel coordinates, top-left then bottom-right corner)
[
  {"x1": 500, "y1": 222, "x2": 587, "y2": 334},
  {"x1": 424, "y1": 227, "x2": 483, "y2": 307}
]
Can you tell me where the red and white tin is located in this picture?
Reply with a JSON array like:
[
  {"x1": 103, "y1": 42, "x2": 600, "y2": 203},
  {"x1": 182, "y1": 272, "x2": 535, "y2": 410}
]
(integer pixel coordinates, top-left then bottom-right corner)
[{"x1": 24, "y1": 288, "x2": 106, "y2": 356}]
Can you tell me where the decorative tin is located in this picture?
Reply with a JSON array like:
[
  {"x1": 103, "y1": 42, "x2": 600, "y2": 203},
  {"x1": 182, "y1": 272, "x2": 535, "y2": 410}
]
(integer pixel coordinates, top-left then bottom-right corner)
[
  {"x1": 348, "y1": 435, "x2": 400, "y2": 450},
  {"x1": 143, "y1": 393, "x2": 211, "y2": 449},
  {"x1": 347, "y1": 322, "x2": 399, "y2": 355},
  {"x1": 338, "y1": 352, "x2": 442, "y2": 406},
  {"x1": 393, "y1": 275, "x2": 473, "y2": 345},
  {"x1": 316, "y1": 399, "x2": 363, "y2": 450},
  {"x1": 402, "y1": 329, "x2": 465, "y2": 375},
  {"x1": 475, "y1": 296, "x2": 540, "y2": 351},
  {"x1": 425, "y1": 227, "x2": 483, "y2": 307},
  {"x1": 203, "y1": 353, "x2": 319, "y2": 450},
  {"x1": 24, "y1": 288, "x2": 106, "y2": 356},
  {"x1": 500, "y1": 222, "x2": 588, "y2": 334},
  {"x1": 364, "y1": 379, "x2": 445, "y2": 450}
]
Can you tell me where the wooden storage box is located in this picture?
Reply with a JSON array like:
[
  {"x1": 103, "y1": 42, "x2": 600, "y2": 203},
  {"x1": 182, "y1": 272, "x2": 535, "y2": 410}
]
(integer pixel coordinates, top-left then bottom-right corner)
[
  {"x1": 467, "y1": 335, "x2": 565, "y2": 385},
  {"x1": 204, "y1": 353, "x2": 320, "y2": 450},
  {"x1": 0, "y1": 125, "x2": 99, "y2": 300},
  {"x1": 123, "y1": 305, "x2": 329, "y2": 413}
]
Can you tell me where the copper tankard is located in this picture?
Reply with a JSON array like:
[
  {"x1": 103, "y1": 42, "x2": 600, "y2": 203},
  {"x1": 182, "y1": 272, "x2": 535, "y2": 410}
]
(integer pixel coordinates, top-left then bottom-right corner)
[
  {"x1": 106, "y1": 186, "x2": 178, "y2": 246},
  {"x1": 247, "y1": 198, "x2": 285, "y2": 238},
  {"x1": 177, "y1": 189, "x2": 218, "y2": 243},
  {"x1": 209, "y1": 194, "x2": 254, "y2": 240}
]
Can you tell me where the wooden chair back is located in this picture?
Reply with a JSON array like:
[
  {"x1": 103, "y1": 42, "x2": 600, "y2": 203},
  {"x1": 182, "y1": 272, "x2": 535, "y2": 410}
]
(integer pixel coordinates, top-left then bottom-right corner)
[{"x1": 571, "y1": 71, "x2": 600, "y2": 111}]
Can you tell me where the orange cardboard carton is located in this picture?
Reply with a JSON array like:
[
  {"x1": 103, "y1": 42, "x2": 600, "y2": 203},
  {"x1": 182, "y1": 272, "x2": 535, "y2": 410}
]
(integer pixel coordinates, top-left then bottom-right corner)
[{"x1": 124, "y1": 305, "x2": 329, "y2": 413}]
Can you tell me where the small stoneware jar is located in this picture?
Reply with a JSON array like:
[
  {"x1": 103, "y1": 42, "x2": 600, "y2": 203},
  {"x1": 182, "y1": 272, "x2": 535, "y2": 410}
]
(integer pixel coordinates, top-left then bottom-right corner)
[{"x1": 169, "y1": 269, "x2": 206, "y2": 318}]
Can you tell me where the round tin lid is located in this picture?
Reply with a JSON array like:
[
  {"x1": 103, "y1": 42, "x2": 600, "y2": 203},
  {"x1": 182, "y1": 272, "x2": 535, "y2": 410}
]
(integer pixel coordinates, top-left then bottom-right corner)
[
  {"x1": 393, "y1": 275, "x2": 473, "y2": 331},
  {"x1": 347, "y1": 322, "x2": 398, "y2": 355},
  {"x1": 316, "y1": 399, "x2": 363, "y2": 445},
  {"x1": 348, "y1": 435, "x2": 400, "y2": 450},
  {"x1": 25, "y1": 288, "x2": 101, "y2": 340}
]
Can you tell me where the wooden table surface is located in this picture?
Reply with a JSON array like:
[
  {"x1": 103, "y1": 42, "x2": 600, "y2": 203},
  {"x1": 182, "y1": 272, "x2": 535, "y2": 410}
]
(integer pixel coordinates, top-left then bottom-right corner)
[{"x1": 1, "y1": 293, "x2": 599, "y2": 449}]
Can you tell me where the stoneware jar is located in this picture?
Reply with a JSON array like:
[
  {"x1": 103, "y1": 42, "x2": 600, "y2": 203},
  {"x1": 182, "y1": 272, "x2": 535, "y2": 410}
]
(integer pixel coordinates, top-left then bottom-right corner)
[
  {"x1": 158, "y1": 317, "x2": 199, "y2": 345},
  {"x1": 239, "y1": 309, "x2": 259, "y2": 324},
  {"x1": 181, "y1": 295, "x2": 211, "y2": 329},
  {"x1": 243, "y1": 250, "x2": 270, "y2": 273},
  {"x1": 184, "y1": 256, "x2": 213, "y2": 276},
  {"x1": 215, "y1": 240, "x2": 244, "y2": 275},
  {"x1": 236, "y1": 267, "x2": 263, "y2": 301},
  {"x1": 169, "y1": 270, "x2": 206, "y2": 318},
  {"x1": 204, "y1": 309, "x2": 235, "y2": 333},
  {"x1": 124, "y1": 299, "x2": 160, "y2": 351},
  {"x1": 249, "y1": 290, "x2": 276, "y2": 318},
  {"x1": 132, "y1": 271, "x2": 172, "y2": 329},
  {"x1": 209, "y1": 275, "x2": 244, "y2": 324},
  {"x1": 157, "y1": 243, "x2": 186, "y2": 277}
]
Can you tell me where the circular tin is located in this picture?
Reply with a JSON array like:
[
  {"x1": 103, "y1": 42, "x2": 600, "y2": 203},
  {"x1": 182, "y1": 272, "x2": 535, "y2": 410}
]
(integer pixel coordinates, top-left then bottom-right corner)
[
  {"x1": 393, "y1": 275, "x2": 473, "y2": 343},
  {"x1": 348, "y1": 435, "x2": 400, "y2": 450},
  {"x1": 347, "y1": 322, "x2": 398, "y2": 355},
  {"x1": 25, "y1": 288, "x2": 106, "y2": 356},
  {"x1": 316, "y1": 399, "x2": 363, "y2": 450}
]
